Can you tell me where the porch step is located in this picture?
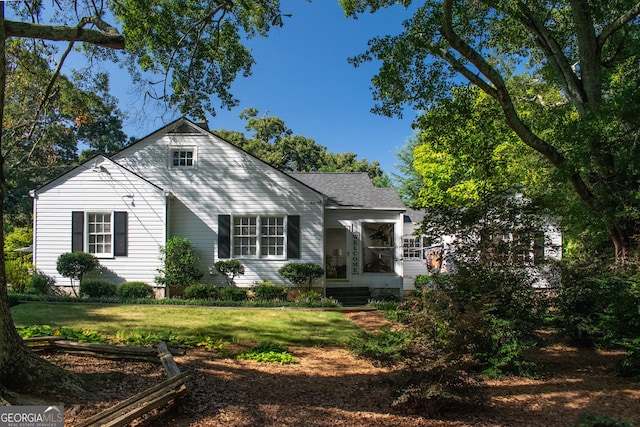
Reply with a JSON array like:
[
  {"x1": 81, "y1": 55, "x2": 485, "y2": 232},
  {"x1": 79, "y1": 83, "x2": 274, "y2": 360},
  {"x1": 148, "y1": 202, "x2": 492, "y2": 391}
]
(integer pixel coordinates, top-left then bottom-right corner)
[{"x1": 326, "y1": 287, "x2": 371, "y2": 307}]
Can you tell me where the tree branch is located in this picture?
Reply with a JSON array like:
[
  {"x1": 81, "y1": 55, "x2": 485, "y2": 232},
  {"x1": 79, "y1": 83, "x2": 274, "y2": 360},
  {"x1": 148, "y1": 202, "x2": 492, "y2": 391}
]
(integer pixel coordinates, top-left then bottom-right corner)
[
  {"x1": 598, "y1": 1, "x2": 640, "y2": 48},
  {"x1": 441, "y1": 0, "x2": 599, "y2": 211},
  {"x1": 4, "y1": 20, "x2": 124, "y2": 49},
  {"x1": 513, "y1": 1, "x2": 587, "y2": 115}
]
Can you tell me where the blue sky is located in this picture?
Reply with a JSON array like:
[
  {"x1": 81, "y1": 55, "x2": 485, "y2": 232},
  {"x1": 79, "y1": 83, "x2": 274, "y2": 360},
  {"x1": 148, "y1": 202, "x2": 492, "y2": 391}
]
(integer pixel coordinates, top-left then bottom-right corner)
[{"x1": 108, "y1": 1, "x2": 419, "y2": 176}]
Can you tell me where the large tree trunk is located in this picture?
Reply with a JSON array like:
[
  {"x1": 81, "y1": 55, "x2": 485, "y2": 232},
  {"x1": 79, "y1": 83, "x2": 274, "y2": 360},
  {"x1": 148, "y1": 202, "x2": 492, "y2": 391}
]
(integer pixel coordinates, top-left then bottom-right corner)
[{"x1": 0, "y1": 5, "x2": 88, "y2": 402}]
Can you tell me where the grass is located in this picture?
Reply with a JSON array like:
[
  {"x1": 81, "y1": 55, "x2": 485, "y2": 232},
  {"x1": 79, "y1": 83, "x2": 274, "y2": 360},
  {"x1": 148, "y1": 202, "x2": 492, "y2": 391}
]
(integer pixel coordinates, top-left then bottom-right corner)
[{"x1": 11, "y1": 302, "x2": 360, "y2": 347}]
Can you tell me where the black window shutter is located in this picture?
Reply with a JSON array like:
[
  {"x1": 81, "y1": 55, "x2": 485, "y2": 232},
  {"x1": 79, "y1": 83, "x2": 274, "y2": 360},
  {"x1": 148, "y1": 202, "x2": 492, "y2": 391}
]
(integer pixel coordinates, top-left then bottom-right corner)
[
  {"x1": 287, "y1": 215, "x2": 300, "y2": 259},
  {"x1": 72, "y1": 211, "x2": 84, "y2": 252},
  {"x1": 114, "y1": 211, "x2": 128, "y2": 256},
  {"x1": 218, "y1": 215, "x2": 231, "y2": 258}
]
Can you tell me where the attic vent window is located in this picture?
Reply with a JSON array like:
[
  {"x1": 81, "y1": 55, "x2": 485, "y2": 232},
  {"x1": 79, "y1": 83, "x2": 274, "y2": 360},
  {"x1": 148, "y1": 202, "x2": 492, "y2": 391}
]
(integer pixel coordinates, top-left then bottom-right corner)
[{"x1": 171, "y1": 149, "x2": 195, "y2": 168}]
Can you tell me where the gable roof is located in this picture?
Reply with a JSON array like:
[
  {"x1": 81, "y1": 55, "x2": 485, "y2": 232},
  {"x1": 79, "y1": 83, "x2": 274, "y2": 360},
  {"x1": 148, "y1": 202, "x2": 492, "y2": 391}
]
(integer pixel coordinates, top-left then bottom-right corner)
[
  {"x1": 32, "y1": 154, "x2": 168, "y2": 196},
  {"x1": 111, "y1": 117, "x2": 324, "y2": 197},
  {"x1": 288, "y1": 172, "x2": 405, "y2": 210}
]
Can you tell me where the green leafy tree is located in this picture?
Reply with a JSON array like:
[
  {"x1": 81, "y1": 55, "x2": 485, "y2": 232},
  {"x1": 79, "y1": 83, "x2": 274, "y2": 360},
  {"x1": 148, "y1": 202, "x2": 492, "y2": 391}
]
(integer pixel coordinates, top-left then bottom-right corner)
[
  {"x1": 216, "y1": 108, "x2": 390, "y2": 186},
  {"x1": 278, "y1": 262, "x2": 324, "y2": 292},
  {"x1": 155, "y1": 236, "x2": 203, "y2": 289},
  {"x1": 0, "y1": 0, "x2": 293, "y2": 401},
  {"x1": 342, "y1": 0, "x2": 640, "y2": 262},
  {"x1": 4, "y1": 42, "x2": 129, "y2": 228},
  {"x1": 213, "y1": 259, "x2": 245, "y2": 286},
  {"x1": 56, "y1": 252, "x2": 101, "y2": 295}
]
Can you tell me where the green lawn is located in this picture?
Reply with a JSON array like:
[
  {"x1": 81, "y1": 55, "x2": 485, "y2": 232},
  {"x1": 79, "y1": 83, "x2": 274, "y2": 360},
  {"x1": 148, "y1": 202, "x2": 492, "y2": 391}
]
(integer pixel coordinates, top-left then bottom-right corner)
[{"x1": 11, "y1": 303, "x2": 361, "y2": 347}]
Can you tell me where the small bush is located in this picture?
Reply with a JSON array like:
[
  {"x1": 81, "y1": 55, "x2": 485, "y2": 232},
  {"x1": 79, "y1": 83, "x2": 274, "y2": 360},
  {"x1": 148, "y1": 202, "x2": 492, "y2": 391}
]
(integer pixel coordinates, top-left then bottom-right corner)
[
  {"x1": 26, "y1": 272, "x2": 56, "y2": 295},
  {"x1": 554, "y1": 266, "x2": 640, "y2": 346},
  {"x1": 213, "y1": 259, "x2": 245, "y2": 286},
  {"x1": 56, "y1": 252, "x2": 101, "y2": 282},
  {"x1": 348, "y1": 328, "x2": 409, "y2": 366},
  {"x1": 237, "y1": 341, "x2": 297, "y2": 364},
  {"x1": 8, "y1": 293, "x2": 21, "y2": 307},
  {"x1": 297, "y1": 290, "x2": 322, "y2": 302},
  {"x1": 6, "y1": 258, "x2": 31, "y2": 292},
  {"x1": 184, "y1": 283, "x2": 220, "y2": 300},
  {"x1": 616, "y1": 338, "x2": 640, "y2": 381},
  {"x1": 117, "y1": 282, "x2": 154, "y2": 299},
  {"x1": 413, "y1": 274, "x2": 433, "y2": 291},
  {"x1": 155, "y1": 236, "x2": 203, "y2": 288},
  {"x1": 79, "y1": 279, "x2": 117, "y2": 298},
  {"x1": 220, "y1": 287, "x2": 247, "y2": 301},
  {"x1": 252, "y1": 281, "x2": 288, "y2": 301},
  {"x1": 278, "y1": 262, "x2": 324, "y2": 291}
]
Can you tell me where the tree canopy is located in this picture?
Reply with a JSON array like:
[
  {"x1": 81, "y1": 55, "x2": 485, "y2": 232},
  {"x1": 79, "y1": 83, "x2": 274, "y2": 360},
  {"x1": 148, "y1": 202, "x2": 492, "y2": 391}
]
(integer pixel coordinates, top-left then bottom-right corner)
[
  {"x1": 343, "y1": 0, "x2": 640, "y2": 261},
  {"x1": 215, "y1": 107, "x2": 390, "y2": 186},
  {"x1": 4, "y1": 41, "x2": 129, "y2": 227}
]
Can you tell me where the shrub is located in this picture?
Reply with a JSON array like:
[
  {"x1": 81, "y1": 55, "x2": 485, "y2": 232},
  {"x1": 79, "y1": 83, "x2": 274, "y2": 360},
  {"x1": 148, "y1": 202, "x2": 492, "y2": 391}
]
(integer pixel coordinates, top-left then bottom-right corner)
[
  {"x1": 348, "y1": 328, "x2": 409, "y2": 366},
  {"x1": 220, "y1": 287, "x2": 247, "y2": 301},
  {"x1": 554, "y1": 265, "x2": 640, "y2": 346},
  {"x1": 155, "y1": 236, "x2": 203, "y2": 288},
  {"x1": 213, "y1": 259, "x2": 245, "y2": 286},
  {"x1": 383, "y1": 264, "x2": 544, "y2": 415},
  {"x1": 117, "y1": 282, "x2": 154, "y2": 299},
  {"x1": 184, "y1": 283, "x2": 220, "y2": 300},
  {"x1": 26, "y1": 272, "x2": 56, "y2": 295},
  {"x1": 8, "y1": 293, "x2": 20, "y2": 307},
  {"x1": 297, "y1": 290, "x2": 322, "y2": 302},
  {"x1": 278, "y1": 262, "x2": 324, "y2": 291},
  {"x1": 253, "y1": 281, "x2": 288, "y2": 301},
  {"x1": 616, "y1": 338, "x2": 640, "y2": 381},
  {"x1": 6, "y1": 258, "x2": 31, "y2": 292},
  {"x1": 413, "y1": 274, "x2": 433, "y2": 291},
  {"x1": 56, "y1": 252, "x2": 100, "y2": 283},
  {"x1": 79, "y1": 279, "x2": 117, "y2": 298}
]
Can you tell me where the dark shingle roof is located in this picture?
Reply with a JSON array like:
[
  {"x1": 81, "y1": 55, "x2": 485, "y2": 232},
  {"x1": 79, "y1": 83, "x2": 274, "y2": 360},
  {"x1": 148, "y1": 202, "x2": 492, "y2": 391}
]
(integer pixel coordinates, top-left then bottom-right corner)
[
  {"x1": 288, "y1": 172, "x2": 405, "y2": 210},
  {"x1": 404, "y1": 207, "x2": 428, "y2": 223}
]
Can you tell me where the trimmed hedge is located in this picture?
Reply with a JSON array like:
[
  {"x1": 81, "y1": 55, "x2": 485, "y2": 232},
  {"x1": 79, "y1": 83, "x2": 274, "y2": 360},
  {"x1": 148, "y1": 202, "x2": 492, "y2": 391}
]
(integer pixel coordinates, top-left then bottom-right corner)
[
  {"x1": 80, "y1": 279, "x2": 117, "y2": 298},
  {"x1": 117, "y1": 282, "x2": 154, "y2": 299}
]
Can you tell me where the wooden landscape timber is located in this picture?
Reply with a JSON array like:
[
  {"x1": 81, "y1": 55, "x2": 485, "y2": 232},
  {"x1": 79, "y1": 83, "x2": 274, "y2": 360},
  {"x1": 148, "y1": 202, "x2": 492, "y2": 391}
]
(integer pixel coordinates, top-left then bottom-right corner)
[{"x1": 23, "y1": 337, "x2": 190, "y2": 426}]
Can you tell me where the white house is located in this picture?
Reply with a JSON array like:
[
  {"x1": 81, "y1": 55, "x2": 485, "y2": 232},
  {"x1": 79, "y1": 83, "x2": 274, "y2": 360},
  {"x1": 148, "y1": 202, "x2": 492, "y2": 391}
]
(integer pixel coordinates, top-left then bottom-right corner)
[
  {"x1": 31, "y1": 118, "x2": 405, "y2": 301},
  {"x1": 401, "y1": 208, "x2": 563, "y2": 292}
]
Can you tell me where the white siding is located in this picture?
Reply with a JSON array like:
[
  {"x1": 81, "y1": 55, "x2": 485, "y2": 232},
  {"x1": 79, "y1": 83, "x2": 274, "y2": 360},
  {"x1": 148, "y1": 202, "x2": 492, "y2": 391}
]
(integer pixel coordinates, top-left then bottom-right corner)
[
  {"x1": 112, "y1": 127, "x2": 324, "y2": 287},
  {"x1": 33, "y1": 157, "x2": 166, "y2": 288}
]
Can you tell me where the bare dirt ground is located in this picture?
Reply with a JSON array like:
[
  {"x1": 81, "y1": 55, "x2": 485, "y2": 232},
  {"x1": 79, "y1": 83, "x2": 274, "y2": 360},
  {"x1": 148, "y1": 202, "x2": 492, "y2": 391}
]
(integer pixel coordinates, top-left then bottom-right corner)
[{"x1": 49, "y1": 311, "x2": 640, "y2": 427}]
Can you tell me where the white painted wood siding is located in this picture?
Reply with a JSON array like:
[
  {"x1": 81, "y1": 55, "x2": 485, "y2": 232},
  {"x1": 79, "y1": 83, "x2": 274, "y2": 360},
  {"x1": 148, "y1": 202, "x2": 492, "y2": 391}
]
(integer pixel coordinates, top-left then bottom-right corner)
[
  {"x1": 112, "y1": 128, "x2": 324, "y2": 287},
  {"x1": 33, "y1": 157, "x2": 167, "y2": 287}
]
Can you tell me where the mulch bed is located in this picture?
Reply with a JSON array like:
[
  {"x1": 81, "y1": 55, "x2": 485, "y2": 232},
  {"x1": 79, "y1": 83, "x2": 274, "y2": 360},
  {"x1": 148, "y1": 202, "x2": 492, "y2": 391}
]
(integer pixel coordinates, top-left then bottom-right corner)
[{"x1": 46, "y1": 311, "x2": 640, "y2": 427}]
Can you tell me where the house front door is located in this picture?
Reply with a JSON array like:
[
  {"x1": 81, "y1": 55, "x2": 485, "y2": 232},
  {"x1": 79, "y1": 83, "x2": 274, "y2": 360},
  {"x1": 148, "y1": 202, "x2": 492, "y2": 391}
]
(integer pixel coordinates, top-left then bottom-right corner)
[{"x1": 326, "y1": 228, "x2": 348, "y2": 280}]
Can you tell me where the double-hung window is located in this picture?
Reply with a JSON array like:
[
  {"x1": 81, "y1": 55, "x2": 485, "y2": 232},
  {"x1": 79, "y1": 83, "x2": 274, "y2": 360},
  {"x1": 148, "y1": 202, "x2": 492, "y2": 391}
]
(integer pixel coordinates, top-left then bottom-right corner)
[
  {"x1": 72, "y1": 211, "x2": 127, "y2": 257},
  {"x1": 403, "y1": 236, "x2": 426, "y2": 259},
  {"x1": 233, "y1": 217, "x2": 257, "y2": 256},
  {"x1": 233, "y1": 215, "x2": 285, "y2": 258},
  {"x1": 88, "y1": 213, "x2": 112, "y2": 256},
  {"x1": 261, "y1": 216, "x2": 285, "y2": 256}
]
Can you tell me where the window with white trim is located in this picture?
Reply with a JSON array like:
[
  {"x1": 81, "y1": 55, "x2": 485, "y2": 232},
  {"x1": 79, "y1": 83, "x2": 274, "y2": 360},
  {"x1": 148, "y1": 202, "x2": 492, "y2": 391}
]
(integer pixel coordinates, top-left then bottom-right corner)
[
  {"x1": 88, "y1": 213, "x2": 112, "y2": 256},
  {"x1": 403, "y1": 236, "x2": 426, "y2": 259},
  {"x1": 261, "y1": 216, "x2": 285, "y2": 256},
  {"x1": 171, "y1": 149, "x2": 195, "y2": 167},
  {"x1": 233, "y1": 215, "x2": 285, "y2": 258}
]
